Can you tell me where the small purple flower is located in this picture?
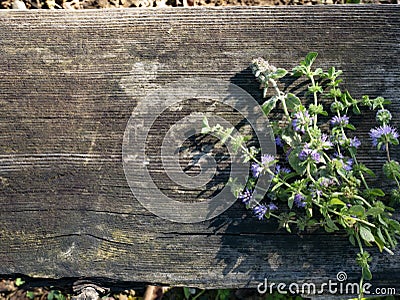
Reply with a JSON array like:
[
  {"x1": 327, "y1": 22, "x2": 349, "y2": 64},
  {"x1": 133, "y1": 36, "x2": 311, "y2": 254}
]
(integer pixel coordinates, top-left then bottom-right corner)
[
  {"x1": 321, "y1": 134, "x2": 334, "y2": 148},
  {"x1": 292, "y1": 111, "x2": 313, "y2": 134},
  {"x1": 310, "y1": 188, "x2": 323, "y2": 198},
  {"x1": 251, "y1": 154, "x2": 276, "y2": 178},
  {"x1": 333, "y1": 153, "x2": 353, "y2": 171},
  {"x1": 343, "y1": 158, "x2": 354, "y2": 171},
  {"x1": 275, "y1": 136, "x2": 284, "y2": 147},
  {"x1": 253, "y1": 205, "x2": 268, "y2": 220},
  {"x1": 299, "y1": 144, "x2": 312, "y2": 161},
  {"x1": 320, "y1": 177, "x2": 336, "y2": 188},
  {"x1": 369, "y1": 125, "x2": 399, "y2": 150},
  {"x1": 251, "y1": 163, "x2": 262, "y2": 178},
  {"x1": 330, "y1": 115, "x2": 349, "y2": 127},
  {"x1": 298, "y1": 144, "x2": 321, "y2": 163},
  {"x1": 349, "y1": 136, "x2": 361, "y2": 148},
  {"x1": 275, "y1": 164, "x2": 291, "y2": 175},
  {"x1": 285, "y1": 148, "x2": 292, "y2": 162},
  {"x1": 267, "y1": 203, "x2": 278, "y2": 211},
  {"x1": 311, "y1": 151, "x2": 321, "y2": 163},
  {"x1": 294, "y1": 194, "x2": 306, "y2": 208},
  {"x1": 261, "y1": 154, "x2": 275, "y2": 166},
  {"x1": 238, "y1": 188, "x2": 252, "y2": 205}
]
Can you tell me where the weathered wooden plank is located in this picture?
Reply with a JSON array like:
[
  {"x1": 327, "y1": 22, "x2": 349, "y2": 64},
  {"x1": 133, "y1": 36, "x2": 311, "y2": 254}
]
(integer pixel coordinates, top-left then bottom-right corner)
[{"x1": 0, "y1": 6, "x2": 399, "y2": 295}]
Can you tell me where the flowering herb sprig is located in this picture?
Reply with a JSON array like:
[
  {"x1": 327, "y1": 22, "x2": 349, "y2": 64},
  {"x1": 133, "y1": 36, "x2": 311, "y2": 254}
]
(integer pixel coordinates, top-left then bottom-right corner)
[{"x1": 201, "y1": 53, "x2": 400, "y2": 299}]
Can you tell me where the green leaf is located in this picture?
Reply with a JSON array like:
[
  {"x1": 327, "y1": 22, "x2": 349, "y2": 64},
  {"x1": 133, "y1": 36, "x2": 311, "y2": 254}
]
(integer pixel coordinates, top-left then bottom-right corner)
[
  {"x1": 272, "y1": 68, "x2": 288, "y2": 79},
  {"x1": 359, "y1": 225, "x2": 375, "y2": 243},
  {"x1": 48, "y1": 291, "x2": 54, "y2": 300},
  {"x1": 355, "y1": 163, "x2": 375, "y2": 178},
  {"x1": 329, "y1": 198, "x2": 346, "y2": 206},
  {"x1": 345, "y1": 124, "x2": 356, "y2": 130},
  {"x1": 362, "y1": 266, "x2": 372, "y2": 280},
  {"x1": 313, "y1": 67, "x2": 323, "y2": 76},
  {"x1": 349, "y1": 234, "x2": 356, "y2": 246},
  {"x1": 15, "y1": 278, "x2": 25, "y2": 287},
  {"x1": 220, "y1": 127, "x2": 234, "y2": 144},
  {"x1": 308, "y1": 84, "x2": 323, "y2": 94},
  {"x1": 372, "y1": 96, "x2": 385, "y2": 110},
  {"x1": 281, "y1": 130, "x2": 294, "y2": 147},
  {"x1": 292, "y1": 65, "x2": 308, "y2": 77},
  {"x1": 377, "y1": 227, "x2": 386, "y2": 244},
  {"x1": 374, "y1": 235, "x2": 385, "y2": 252},
  {"x1": 216, "y1": 289, "x2": 231, "y2": 300},
  {"x1": 263, "y1": 86, "x2": 268, "y2": 98},
  {"x1": 261, "y1": 96, "x2": 278, "y2": 115},
  {"x1": 183, "y1": 287, "x2": 191, "y2": 299},
  {"x1": 366, "y1": 206, "x2": 384, "y2": 217},
  {"x1": 352, "y1": 104, "x2": 361, "y2": 115},
  {"x1": 285, "y1": 93, "x2": 301, "y2": 111},
  {"x1": 309, "y1": 104, "x2": 328, "y2": 116},
  {"x1": 288, "y1": 194, "x2": 294, "y2": 209},
  {"x1": 288, "y1": 147, "x2": 307, "y2": 175},
  {"x1": 201, "y1": 116, "x2": 211, "y2": 134},
  {"x1": 348, "y1": 205, "x2": 365, "y2": 217},
  {"x1": 368, "y1": 188, "x2": 385, "y2": 197},
  {"x1": 383, "y1": 160, "x2": 400, "y2": 180},
  {"x1": 26, "y1": 291, "x2": 35, "y2": 300},
  {"x1": 304, "y1": 52, "x2": 318, "y2": 67},
  {"x1": 326, "y1": 218, "x2": 339, "y2": 231}
]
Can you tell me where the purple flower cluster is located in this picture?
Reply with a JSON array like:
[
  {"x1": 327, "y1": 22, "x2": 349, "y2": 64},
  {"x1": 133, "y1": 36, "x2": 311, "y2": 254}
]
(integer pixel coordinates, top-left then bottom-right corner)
[
  {"x1": 238, "y1": 188, "x2": 253, "y2": 205},
  {"x1": 275, "y1": 164, "x2": 291, "y2": 175},
  {"x1": 253, "y1": 203, "x2": 278, "y2": 220},
  {"x1": 275, "y1": 136, "x2": 284, "y2": 147},
  {"x1": 349, "y1": 136, "x2": 361, "y2": 148},
  {"x1": 251, "y1": 163, "x2": 262, "y2": 178},
  {"x1": 334, "y1": 153, "x2": 353, "y2": 171},
  {"x1": 292, "y1": 111, "x2": 313, "y2": 134},
  {"x1": 298, "y1": 143, "x2": 321, "y2": 163},
  {"x1": 369, "y1": 125, "x2": 399, "y2": 150},
  {"x1": 251, "y1": 154, "x2": 276, "y2": 178},
  {"x1": 321, "y1": 134, "x2": 334, "y2": 148},
  {"x1": 319, "y1": 177, "x2": 336, "y2": 188},
  {"x1": 330, "y1": 115, "x2": 349, "y2": 127},
  {"x1": 294, "y1": 193, "x2": 306, "y2": 208}
]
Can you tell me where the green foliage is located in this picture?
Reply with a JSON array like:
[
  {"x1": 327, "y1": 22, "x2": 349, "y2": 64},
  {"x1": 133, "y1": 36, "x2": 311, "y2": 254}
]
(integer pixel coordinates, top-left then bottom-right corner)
[
  {"x1": 47, "y1": 290, "x2": 66, "y2": 300},
  {"x1": 215, "y1": 289, "x2": 230, "y2": 300},
  {"x1": 26, "y1": 291, "x2": 35, "y2": 300},
  {"x1": 201, "y1": 52, "x2": 400, "y2": 300},
  {"x1": 15, "y1": 278, "x2": 25, "y2": 287}
]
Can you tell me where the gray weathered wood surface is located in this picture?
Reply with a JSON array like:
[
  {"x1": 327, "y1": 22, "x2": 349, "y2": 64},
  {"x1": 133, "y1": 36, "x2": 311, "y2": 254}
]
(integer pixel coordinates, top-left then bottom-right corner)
[{"x1": 0, "y1": 5, "x2": 400, "y2": 294}]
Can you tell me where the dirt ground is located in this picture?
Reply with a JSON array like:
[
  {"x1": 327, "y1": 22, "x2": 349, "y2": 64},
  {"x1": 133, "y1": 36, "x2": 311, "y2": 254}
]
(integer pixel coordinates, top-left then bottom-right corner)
[{"x1": 1, "y1": 0, "x2": 398, "y2": 10}]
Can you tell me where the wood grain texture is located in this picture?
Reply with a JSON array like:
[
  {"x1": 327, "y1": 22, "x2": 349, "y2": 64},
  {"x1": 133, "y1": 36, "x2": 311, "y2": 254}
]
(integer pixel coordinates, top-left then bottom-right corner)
[{"x1": 0, "y1": 6, "x2": 400, "y2": 294}]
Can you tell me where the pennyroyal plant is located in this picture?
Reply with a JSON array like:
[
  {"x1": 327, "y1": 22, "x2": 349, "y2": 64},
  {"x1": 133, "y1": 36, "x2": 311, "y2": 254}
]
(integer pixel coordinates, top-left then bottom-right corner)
[{"x1": 201, "y1": 53, "x2": 400, "y2": 299}]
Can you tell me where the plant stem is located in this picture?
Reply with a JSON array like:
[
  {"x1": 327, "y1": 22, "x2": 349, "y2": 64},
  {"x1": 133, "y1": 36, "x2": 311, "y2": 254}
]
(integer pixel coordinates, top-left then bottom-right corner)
[
  {"x1": 352, "y1": 195, "x2": 373, "y2": 208},
  {"x1": 355, "y1": 234, "x2": 364, "y2": 300},
  {"x1": 269, "y1": 78, "x2": 291, "y2": 120},
  {"x1": 192, "y1": 290, "x2": 205, "y2": 300},
  {"x1": 309, "y1": 75, "x2": 318, "y2": 128},
  {"x1": 386, "y1": 142, "x2": 391, "y2": 162},
  {"x1": 306, "y1": 163, "x2": 317, "y2": 184},
  {"x1": 312, "y1": 201, "x2": 376, "y2": 228},
  {"x1": 349, "y1": 153, "x2": 370, "y2": 190},
  {"x1": 383, "y1": 143, "x2": 400, "y2": 189}
]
